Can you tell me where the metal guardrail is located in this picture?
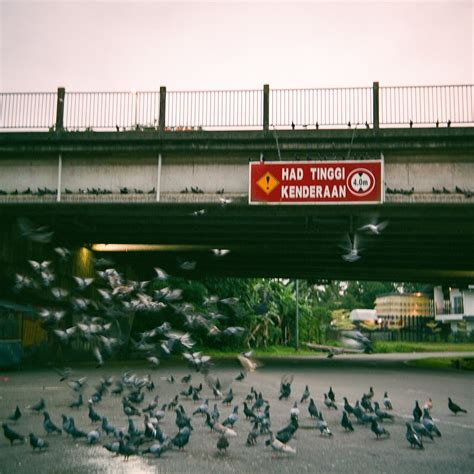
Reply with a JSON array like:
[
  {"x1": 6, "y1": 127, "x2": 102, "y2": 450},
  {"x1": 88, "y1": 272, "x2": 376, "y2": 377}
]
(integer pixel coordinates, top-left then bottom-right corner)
[
  {"x1": 64, "y1": 91, "x2": 161, "y2": 130},
  {"x1": 0, "y1": 84, "x2": 473, "y2": 131},
  {"x1": 166, "y1": 89, "x2": 263, "y2": 129},
  {"x1": 380, "y1": 85, "x2": 473, "y2": 125},
  {"x1": 270, "y1": 87, "x2": 373, "y2": 127},
  {"x1": 0, "y1": 92, "x2": 56, "y2": 129}
]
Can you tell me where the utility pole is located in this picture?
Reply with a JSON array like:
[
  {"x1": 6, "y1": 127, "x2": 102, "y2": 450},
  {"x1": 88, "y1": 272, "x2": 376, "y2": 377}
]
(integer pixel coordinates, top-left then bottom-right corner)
[{"x1": 295, "y1": 279, "x2": 300, "y2": 351}]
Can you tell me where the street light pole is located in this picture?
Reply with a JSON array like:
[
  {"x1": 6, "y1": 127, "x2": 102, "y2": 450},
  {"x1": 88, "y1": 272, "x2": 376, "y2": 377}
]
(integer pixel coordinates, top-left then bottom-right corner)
[{"x1": 295, "y1": 279, "x2": 299, "y2": 351}]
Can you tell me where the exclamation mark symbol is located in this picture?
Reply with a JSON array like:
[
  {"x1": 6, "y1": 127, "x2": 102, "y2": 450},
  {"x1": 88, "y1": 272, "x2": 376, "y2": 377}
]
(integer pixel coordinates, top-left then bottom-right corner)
[{"x1": 266, "y1": 175, "x2": 270, "y2": 191}]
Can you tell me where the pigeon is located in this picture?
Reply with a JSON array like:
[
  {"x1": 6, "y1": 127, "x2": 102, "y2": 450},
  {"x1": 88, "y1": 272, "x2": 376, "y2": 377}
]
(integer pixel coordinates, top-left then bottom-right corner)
[
  {"x1": 316, "y1": 413, "x2": 332, "y2": 436},
  {"x1": 422, "y1": 409, "x2": 441, "y2": 437},
  {"x1": 275, "y1": 419, "x2": 298, "y2": 444},
  {"x1": 308, "y1": 398, "x2": 320, "y2": 419},
  {"x1": 413, "y1": 401, "x2": 422, "y2": 420},
  {"x1": 217, "y1": 434, "x2": 229, "y2": 453},
  {"x1": 101, "y1": 417, "x2": 117, "y2": 437},
  {"x1": 343, "y1": 397, "x2": 354, "y2": 415},
  {"x1": 243, "y1": 402, "x2": 256, "y2": 421},
  {"x1": 265, "y1": 433, "x2": 296, "y2": 455},
  {"x1": 324, "y1": 393, "x2": 338, "y2": 410},
  {"x1": 371, "y1": 419, "x2": 390, "y2": 438},
  {"x1": 448, "y1": 397, "x2": 467, "y2": 415},
  {"x1": 192, "y1": 399, "x2": 209, "y2": 416},
  {"x1": 406, "y1": 422, "x2": 424, "y2": 449},
  {"x1": 212, "y1": 249, "x2": 230, "y2": 257},
  {"x1": 29, "y1": 432, "x2": 49, "y2": 450},
  {"x1": 383, "y1": 391, "x2": 393, "y2": 410},
  {"x1": 290, "y1": 402, "x2": 300, "y2": 418},
  {"x1": 89, "y1": 404, "x2": 102, "y2": 423},
  {"x1": 222, "y1": 388, "x2": 234, "y2": 406},
  {"x1": 171, "y1": 427, "x2": 191, "y2": 450},
  {"x1": 70, "y1": 394, "x2": 83, "y2": 409},
  {"x1": 118, "y1": 438, "x2": 138, "y2": 461},
  {"x1": 141, "y1": 441, "x2": 171, "y2": 458},
  {"x1": 235, "y1": 371, "x2": 246, "y2": 381},
  {"x1": 87, "y1": 429, "x2": 101, "y2": 445},
  {"x1": 2, "y1": 423, "x2": 25, "y2": 445},
  {"x1": 412, "y1": 415, "x2": 433, "y2": 440},
  {"x1": 328, "y1": 386, "x2": 336, "y2": 402},
  {"x1": 341, "y1": 410, "x2": 354, "y2": 431},
  {"x1": 358, "y1": 221, "x2": 388, "y2": 235},
  {"x1": 103, "y1": 440, "x2": 120, "y2": 455},
  {"x1": 7, "y1": 406, "x2": 21, "y2": 422},
  {"x1": 365, "y1": 387, "x2": 375, "y2": 400},
  {"x1": 238, "y1": 352, "x2": 258, "y2": 372},
  {"x1": 291, "y1": 121, "x2": 295, "y2": 130},
  {"x1": 17, "y1": 217, "x2": 53, "y2": 243},
  {"x1": 300, "y1": 385, "x2": 310, "y2": 403},
  {"x1": 279, "y1": 376, "x2": 293, "y2": 400},
  {"x1": 423, "y1": 398, "x2": 433, "y2": 412},
  {"x1": 374, "y1": 402, "x2": 394, "y2": 421},
  {"x1": 222, "y1": 406, "x2": 239, "y2": 428},
  {"x1": 181, "y1": 374, "x2": 192, "y2": 384},
  {"x1": 43, "y1": 412, "x2": 62, "y2": 434},
  {"x1": 246, "y1": 421, "x2": 260, "y2": 446},
  {"x1": 29, "y1": 398, "x2": 45, "y2": 413}
]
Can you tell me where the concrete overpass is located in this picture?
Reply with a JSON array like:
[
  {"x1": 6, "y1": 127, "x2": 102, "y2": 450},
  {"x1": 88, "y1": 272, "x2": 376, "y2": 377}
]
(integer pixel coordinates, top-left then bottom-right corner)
[{"x1": 1, "y1": 84, "x2": 474, "y2": 284}]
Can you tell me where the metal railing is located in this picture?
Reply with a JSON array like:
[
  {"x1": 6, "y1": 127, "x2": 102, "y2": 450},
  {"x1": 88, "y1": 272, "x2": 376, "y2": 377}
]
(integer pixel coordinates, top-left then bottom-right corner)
[
  {"x1": 0, "y1": 84, "x2": 473, "y2": 131},
  {"x1": 0, "y1": 92, "x2": 57, "y2": 129},
  {"x1": 270, "y1": 87, "x2": 373, "y2": 127},
  {"x1": 166, "y1": 89, "x2": 263, "y2": 129},
  {"x1": 380, "y1": 85, "x2": 473, "y2": 125},
  {"x1": 64, "y1": 91, "x2": 161, "y2": 130}
]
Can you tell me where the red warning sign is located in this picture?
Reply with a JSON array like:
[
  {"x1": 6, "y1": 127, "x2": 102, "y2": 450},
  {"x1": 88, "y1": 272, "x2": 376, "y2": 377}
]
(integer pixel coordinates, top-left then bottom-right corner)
[{"x1": 249, "y1": 160, "x2": 383, "y2": 204}]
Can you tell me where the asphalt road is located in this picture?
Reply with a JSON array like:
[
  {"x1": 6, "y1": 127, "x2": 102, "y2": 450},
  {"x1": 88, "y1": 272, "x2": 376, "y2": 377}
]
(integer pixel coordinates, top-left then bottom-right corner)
[{"x1": 0, "y1": 354, "x2": 473, "y2": 474}]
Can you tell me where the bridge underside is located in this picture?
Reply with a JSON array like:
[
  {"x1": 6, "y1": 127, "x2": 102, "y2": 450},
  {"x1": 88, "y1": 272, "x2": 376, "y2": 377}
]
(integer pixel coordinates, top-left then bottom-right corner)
[{"x1": 1, "y1": 202, "x2": 473, "y2": 284}]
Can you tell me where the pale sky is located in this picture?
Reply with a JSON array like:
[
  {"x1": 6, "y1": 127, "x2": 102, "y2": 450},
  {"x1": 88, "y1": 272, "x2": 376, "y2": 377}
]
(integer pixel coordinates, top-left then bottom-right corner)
[{"x1": 1, "y1": 0, "x2": 473, "y2": 92}]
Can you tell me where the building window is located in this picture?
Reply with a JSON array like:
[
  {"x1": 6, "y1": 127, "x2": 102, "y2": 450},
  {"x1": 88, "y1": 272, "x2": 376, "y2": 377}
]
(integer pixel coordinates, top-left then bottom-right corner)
[{"x1": 453, "y1": 296, "x2": 463, "y2": 314}]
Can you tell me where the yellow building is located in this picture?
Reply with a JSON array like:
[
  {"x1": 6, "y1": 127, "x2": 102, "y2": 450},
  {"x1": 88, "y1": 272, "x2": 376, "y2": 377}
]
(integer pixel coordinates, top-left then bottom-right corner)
[{"x1": 375, "y1": 292, "x2": 433, "y2": 326}]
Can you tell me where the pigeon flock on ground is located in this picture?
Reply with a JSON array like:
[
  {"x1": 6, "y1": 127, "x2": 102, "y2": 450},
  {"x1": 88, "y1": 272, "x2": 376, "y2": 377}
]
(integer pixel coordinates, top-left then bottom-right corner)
[
  {"x1": 2, "y1": 217, "x2": 470, "y2": 467},
  {"x1": 1, "y1": 366, "x2": 469, "y2": 464}
]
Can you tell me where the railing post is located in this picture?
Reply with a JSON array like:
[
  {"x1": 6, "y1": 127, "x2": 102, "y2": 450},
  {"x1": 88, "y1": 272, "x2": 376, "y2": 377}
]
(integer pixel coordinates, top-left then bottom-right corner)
[
  {"x1": 55, "y1": 87, "x2": 65, "y2": 131},
  {"x1": 372, "y1": 81, "x2": 379, "y2": 129},
  {"x1": 263, "y1": 84, "x2": 269, "y2": 132},
  {"x1": 159, "y1": 86, "x2": 166, "y2": 132}
]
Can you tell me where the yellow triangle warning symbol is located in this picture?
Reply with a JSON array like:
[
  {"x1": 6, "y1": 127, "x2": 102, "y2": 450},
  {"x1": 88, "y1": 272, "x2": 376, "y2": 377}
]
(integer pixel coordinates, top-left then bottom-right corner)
[{"x1": 257, "y1": 172, "x2": 280, "y2": 195}]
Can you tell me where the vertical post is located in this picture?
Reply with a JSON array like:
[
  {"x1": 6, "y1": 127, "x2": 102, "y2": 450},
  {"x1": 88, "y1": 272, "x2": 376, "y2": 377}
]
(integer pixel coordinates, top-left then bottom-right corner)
[
  {"x1": 372, "y1": 81, "x2": 379, "y2": 129},
  {"x1": 156, "y1": 153, "x2": 162, "y2": 202},
  {"x1": 57, "y1": 153, "x2": 62, "y2": 202},
  {"x1": 263, "y1": 84, "x2": 269, "y2": 132},
  {"x1": 159, "y1": 86, "x2": 167, "y2": 132},
  {"x1": 55, "y1": 87, "x2": 65, "y2": 131},
  {"x1": 295, "y1": 279, "x2": 299, "y2": 350}
]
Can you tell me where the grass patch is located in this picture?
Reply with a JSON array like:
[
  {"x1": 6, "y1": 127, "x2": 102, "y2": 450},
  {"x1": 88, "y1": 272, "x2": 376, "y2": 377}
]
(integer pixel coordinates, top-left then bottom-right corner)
[
  {"x1": 407, "y1": 356, "x2": 474, "y2": 371},
  {"x1": 202, "y1": 345, "x2": 323, "y2": 359},
  {"x1": 197, "y1": 342, "x2": 474, "y2": 360},
  {"x1": 373, "y1": 341, "x2": 474, "y2": 353}
]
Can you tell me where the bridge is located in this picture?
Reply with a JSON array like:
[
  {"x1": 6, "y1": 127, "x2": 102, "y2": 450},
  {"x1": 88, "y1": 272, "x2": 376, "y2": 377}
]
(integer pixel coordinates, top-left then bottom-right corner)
[{"x1": 1, "y1": 83, "x2": 474, "y2": 284}]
